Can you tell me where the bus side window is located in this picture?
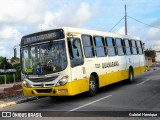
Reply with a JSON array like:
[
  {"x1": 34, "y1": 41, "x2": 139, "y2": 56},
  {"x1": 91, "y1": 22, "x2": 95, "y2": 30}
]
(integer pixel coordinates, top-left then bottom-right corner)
[
  {"x1": 94, "y1": 36, "x2": 106, "y2": 57},
  {"x1": 115, "y1": 38, "x2": 124, "y2": 56},
  {"x1": 129, "y1": 40, "x2": 133, "y2": 54},
  {"x1": 105, "y1": 37, "x2": 116, "y2": 56},
  {"x1": 82, "y1": 35, "x2": 95, "y2": 58},
  {"x1": 136, "y1": 41, "x2": 143, "y2": 54},
  {"x1": 131, "y1": 40, "x2": 138, "y2": 55},
  {"x1": 124, "y1": 39, "x2": 131, "y2": 55},
  {"x1": 140, "y1": 41, "x2": 144, "y2": 54}
]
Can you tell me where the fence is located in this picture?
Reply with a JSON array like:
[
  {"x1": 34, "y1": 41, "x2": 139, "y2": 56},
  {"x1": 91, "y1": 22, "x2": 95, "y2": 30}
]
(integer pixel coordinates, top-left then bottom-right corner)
[{"x1": 0, "y1": 69, "x2": 19, "y2": 84}]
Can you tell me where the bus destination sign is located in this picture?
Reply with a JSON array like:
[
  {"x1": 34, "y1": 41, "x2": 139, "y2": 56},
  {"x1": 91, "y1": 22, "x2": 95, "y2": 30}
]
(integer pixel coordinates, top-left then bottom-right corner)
[{"x1": 21, "y1": 29, "x2": 64, "y2": 46}]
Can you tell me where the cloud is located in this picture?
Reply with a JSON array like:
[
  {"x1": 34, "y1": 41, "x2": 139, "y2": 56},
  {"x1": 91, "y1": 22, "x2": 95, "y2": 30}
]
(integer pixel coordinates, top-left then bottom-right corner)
[
  {"x1": 116, "y1": 27, "x2": 125, "y2": 35},
  {"x1": 1, "y1": 0, "x2": 160, "y2": 58},
  {"x1": 116, "y1": 26, "x2": 139, "y2": 36},
  {"x1": 0, "y1": 0, "x2": 49, "y2": 25},
  {"x1": 147, "y1": 19, "x2": 160, "y2": 41},
  {"x1": 38, "y1": 2, "x2": 92, "y2": 30},
  {"x1": 0, "y1": 47, "x2": 7, "y2": 57},
  {"x1": 0, "y1": 26, "x2": 21, "y2": 40},
  {"x1": 0, "y1": 26, "x2": 21, "y2": 58},
  {"x1": 148, "y1": 28, "x2": 160, "y2": 40}
]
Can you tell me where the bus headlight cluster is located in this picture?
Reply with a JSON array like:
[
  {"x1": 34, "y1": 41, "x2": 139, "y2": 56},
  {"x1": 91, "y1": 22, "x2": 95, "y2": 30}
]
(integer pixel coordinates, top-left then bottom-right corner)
[
  {"x1": 21, "y1": 74, "x2": 26, "y2": 80},
  {"x1": 56, "y1": 75, "x2": 69, "y2": 86},
  {"x1": 22, "y1": 79, "x2": 32, "y2": 88}
]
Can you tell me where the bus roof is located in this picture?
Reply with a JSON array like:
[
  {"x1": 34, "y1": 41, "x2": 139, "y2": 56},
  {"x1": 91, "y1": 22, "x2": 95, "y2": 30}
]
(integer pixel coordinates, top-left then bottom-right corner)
[
  {"x1": 62, "y1": 27, "x2": 141, "y2": 41},
  {"x1": 22, "y1": 27, "x2": 141, "y2": 41}
]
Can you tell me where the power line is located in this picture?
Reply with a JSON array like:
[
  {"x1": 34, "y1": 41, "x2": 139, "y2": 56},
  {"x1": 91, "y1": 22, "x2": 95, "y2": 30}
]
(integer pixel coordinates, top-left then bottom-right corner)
[
  {"x1": 109, "y1": 16, "x2": 125, "y2": 32},
  {"x1": 127, "y1": 15, "x2": 160, "y2": 30}
]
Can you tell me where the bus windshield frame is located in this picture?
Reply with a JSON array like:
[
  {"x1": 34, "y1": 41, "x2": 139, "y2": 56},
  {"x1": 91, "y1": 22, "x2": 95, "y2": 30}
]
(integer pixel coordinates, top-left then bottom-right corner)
[{"x1": 20, "y1": 29, "x2": 67, "y2": 75}]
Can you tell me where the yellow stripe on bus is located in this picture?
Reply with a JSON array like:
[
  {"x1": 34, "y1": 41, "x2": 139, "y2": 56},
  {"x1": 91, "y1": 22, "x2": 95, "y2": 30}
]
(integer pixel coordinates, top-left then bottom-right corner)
[{"x1": 22, "y1": 66, "x2": 146, "y2": 97}]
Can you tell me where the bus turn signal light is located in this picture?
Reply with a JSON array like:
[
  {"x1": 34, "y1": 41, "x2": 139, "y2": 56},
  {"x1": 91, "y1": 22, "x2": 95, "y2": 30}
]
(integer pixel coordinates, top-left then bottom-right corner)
[{"x1": 58, "y1": 89, "x2": 68, "y2": 93}]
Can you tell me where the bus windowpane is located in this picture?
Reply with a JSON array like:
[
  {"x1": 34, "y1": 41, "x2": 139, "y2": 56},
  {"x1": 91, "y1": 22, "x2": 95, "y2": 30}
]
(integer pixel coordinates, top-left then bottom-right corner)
[
  {"x1": 131, "y1": 40, "x2": 136, "y2": 47},
  {"x1": 84, "y1": 47, "x2": 94, "y2": 57},
  {"x1": 82, "y1": 35, "x2": 92, "y2": 46},
  {"x1": 106, "y1": 38, "x2": 114, "y2": 46},
  {"x1": 124, "y1": 40, "x2": 130, "y2": 47},
  {"x1": 95, "y1": 36, "x2": 104, "y2": 46},
  {"x1": 82, "y1": 35, "x2": 95, "y2": 58},
  {"x1": 96, "y1": 47, "x2": 106, "y2": 57},
  {"x1": 94, "y1": 36, "x2": 106, "y2": 57},
  {"x1": 126, "y1": 47, "x2": 131, "y2": 55},
  {"x1": 108, "y1": 47, "x2": 116, "y2": 56},
  {"x1": 115, "y1": 38, "x2": 123, "y2": 46},
  {"x1": 117, "y1": 47, "x2": 124, "y2": 56},
  {"x1": 138, "y1": 48, "x2": 142, "y2": 54}
]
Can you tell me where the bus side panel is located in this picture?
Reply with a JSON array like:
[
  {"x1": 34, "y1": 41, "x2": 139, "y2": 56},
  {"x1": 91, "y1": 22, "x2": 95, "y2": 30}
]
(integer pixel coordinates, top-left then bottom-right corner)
[
  {"x1": 132, "y1": 54, "x2": 140, "y2": 76},
  {"x1": 69, "y1": 78, "x2": 89, "y2": 95},
  {"x1": 140, "y1": 55, "x2": 146, "y2": 73}
]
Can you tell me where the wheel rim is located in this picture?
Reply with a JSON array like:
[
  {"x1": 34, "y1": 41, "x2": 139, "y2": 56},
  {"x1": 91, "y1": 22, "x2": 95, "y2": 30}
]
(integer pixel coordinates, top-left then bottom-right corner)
[
  {"x1": 90, "y1": 80, "x2": 96, "y2": 91},
  {"x1": 130, "y1": 72, "x2": 133, "y2": 81}
]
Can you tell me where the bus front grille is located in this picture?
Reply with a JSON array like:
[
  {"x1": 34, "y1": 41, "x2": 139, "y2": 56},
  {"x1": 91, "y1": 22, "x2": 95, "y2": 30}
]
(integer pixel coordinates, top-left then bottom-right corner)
[
  {"x1": 35, "y1": 89, "x2": 52, "y2": 93},
  {"x1": 29, "y1": 76, "x2": 58, "y2": 83}
]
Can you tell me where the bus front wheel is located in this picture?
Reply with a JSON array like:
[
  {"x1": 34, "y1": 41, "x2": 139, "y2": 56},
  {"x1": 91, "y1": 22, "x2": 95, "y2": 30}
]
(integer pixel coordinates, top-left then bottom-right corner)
[{"x1": 88, "y1": 75, "x2": 97, "y2": 96}]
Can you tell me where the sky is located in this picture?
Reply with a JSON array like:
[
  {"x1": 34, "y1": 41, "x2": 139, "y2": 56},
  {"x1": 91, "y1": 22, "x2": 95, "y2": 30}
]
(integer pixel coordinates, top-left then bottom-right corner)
[{"x1": 0, "y1": 0, "x2": 160, "y2": 59}]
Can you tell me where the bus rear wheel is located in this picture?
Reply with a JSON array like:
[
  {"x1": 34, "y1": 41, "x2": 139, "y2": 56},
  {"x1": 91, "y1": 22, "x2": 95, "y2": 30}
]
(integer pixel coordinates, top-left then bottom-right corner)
[
  {"x1": 127, "y1": 69, "x2": 134, "y2": 83},
  {"x1": 88, "y1": 75, "x2": 97, "y2": 96}
]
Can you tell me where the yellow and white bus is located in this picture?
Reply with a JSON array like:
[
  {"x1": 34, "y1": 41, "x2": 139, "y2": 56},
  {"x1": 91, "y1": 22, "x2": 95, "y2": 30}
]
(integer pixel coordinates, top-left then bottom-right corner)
[{"x1": 21, "y1": 27, "x2": 146, "y2": 97}]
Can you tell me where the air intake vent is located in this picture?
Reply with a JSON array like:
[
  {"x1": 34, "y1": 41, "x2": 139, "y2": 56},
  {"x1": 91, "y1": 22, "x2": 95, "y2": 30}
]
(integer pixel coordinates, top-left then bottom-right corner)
[{"x1": 35, "y1": 89, "x2": 52, "y2": 93}]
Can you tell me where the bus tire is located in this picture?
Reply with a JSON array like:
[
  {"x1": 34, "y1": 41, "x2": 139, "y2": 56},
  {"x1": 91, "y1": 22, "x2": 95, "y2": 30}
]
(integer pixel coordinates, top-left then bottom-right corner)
[
  {"x1": 128, "y1": 68, "x2": 134, "y2": 83},
  {"x1": 88, "y1": 75, "x2": 97, "y2": 96}
]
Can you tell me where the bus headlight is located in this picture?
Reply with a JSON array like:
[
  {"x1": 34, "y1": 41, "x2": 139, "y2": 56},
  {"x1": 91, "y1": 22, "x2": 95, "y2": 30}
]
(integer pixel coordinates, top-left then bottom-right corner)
[
  {"x1": 21, "y1": 74, "x2": 26, "y2": 80},
  {"x1": 56, "y1": 75, "x2": 69, "y2": 86},
  {"x1": 22, "y1": 80, "x2": 32, "y2": 88}
]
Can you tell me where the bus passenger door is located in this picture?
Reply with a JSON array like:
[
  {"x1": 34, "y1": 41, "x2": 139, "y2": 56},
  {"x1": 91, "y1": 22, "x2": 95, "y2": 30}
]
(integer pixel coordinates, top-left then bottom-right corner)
[{"x1": 68, "y1": 38, "x2": 88, "y2": 95}]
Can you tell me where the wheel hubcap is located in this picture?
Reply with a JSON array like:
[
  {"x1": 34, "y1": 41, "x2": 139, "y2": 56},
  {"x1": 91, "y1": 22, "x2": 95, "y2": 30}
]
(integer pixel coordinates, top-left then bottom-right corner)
[
  {"x1": 130, "y1": 72, "x2": 133, "y2": 81},
  {"x1": 90, "y1": 81, "x2": 96, "y2": 91}
]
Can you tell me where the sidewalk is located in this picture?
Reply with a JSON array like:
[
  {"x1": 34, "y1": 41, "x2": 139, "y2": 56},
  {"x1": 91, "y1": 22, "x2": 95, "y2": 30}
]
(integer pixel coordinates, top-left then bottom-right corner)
[
  {"x1": 0, "y1": 82, "x2": 38, "y2": 109},
  {"x1": 147, "y1": 66, "x2": 160, "y2": 71},
  {"x1": 0, "y1": 82, "x2": 22, "y2": 99}
]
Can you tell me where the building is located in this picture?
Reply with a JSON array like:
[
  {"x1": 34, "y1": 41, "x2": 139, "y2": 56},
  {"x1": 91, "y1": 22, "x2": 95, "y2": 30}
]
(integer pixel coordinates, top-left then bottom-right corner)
[
  {"x1": 145, "y1": 56, "x2": 152, "y2": 67},
  {"x1": 155, "y1": 51, "x2": 160, "y2": 62}
]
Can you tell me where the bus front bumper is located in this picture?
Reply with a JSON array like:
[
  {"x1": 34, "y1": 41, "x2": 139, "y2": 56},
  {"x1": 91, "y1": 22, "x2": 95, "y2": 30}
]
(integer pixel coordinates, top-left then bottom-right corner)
[{"x1": 22, "y1": 85, "x2": 71, "y2": 96}]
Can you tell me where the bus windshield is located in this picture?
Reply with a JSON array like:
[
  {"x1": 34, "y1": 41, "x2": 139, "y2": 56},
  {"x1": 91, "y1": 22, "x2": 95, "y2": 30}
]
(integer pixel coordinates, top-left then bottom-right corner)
[{"x1": 21, "y1": 40, "x2": 67, "y2": 75}]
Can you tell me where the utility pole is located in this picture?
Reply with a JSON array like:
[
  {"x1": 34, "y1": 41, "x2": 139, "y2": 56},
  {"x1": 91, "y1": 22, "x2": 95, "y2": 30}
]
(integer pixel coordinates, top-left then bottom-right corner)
[{"x1": 125, "y1": 4, "x2": 127, "y2": 35}]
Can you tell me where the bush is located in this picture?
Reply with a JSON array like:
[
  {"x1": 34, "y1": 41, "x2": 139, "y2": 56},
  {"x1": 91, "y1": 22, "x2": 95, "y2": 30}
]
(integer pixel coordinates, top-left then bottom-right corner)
[
  {"x1": 6, "y1": 74, "x2": 14, "y2": 83},
  {"x1": 0, "y1": 74, "x2": 19, "y2": 84},
  {"x1": 13, "y1": 63, "x2": 21, "y2": 81},
  {"x1": 15, "y1": 73, "x2": 21, "y2": 82},
  {"x1": 0, "y1": 76, "x2": 4, "y2": 84}
]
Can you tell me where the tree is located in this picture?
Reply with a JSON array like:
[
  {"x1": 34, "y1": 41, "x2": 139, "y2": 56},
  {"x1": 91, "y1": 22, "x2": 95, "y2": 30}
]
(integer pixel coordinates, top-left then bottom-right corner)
[
  {"x1": 0, "y1": 56, "x2": 13, "y2": 69},
  {"x1": 0, "y1": 56, "x2": 5, "y2": 69},
  {"x1": 11, "y1": 57, "x2": 20, "y2": 62},
  {"x1": 144, "y1": 49, "x2": 156, "y2": 62},
  {"x1": 144, "y1": 49, "x2": 156, "y2": 58},
  {"x1": 0, "y1": 56, "x2": 4, "y2": 62}
]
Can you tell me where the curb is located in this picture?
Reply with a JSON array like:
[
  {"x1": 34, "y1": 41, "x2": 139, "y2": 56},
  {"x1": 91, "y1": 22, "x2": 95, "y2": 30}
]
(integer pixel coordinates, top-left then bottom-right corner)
[
  {"x1": 0, "y1": 84, "x2": 22, "y2": 99},
  {"x1": 147, "y1": 68, "x2": 159, "y2": 71},
  {"x1": 0, "y1": 96, "x2": 38, "y2": 109}
]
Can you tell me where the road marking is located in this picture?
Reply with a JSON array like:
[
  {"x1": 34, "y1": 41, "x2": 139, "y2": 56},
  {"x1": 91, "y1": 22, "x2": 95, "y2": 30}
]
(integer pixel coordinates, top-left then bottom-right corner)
[
  {"x1": 69, "y1": 95, "x2": 112, "y2": 111},
  {"x1": 136, "y1": 79, "x2": 150, "y2": 86}
]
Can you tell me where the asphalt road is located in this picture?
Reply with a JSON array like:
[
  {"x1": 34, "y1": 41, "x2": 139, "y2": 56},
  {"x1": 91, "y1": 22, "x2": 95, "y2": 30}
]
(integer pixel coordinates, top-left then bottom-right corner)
[{"x1": 1, "y1": 70, "x2": 160, "y2": 119}]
